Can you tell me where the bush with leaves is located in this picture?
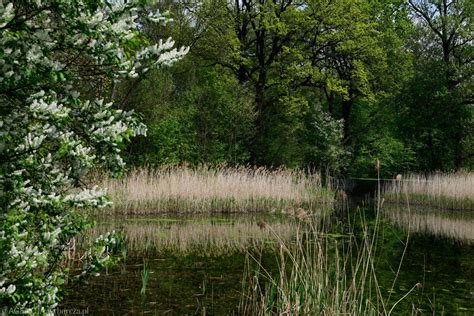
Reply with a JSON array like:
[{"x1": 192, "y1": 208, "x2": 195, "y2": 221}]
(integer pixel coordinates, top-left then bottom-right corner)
[{"x1": 0, "y1": 1, "x2": 187, "y2": 314}]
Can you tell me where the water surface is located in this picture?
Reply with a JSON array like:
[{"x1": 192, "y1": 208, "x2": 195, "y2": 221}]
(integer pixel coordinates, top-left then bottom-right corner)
[{"x1": 61, "y1": 206, "x2": 474, "y2": 314}]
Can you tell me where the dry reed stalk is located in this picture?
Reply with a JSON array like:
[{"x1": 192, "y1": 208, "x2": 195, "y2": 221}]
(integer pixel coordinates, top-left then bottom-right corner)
[
  {"x1": 94, "y1": 165, "x2": 332, "y2": 214},
  {"x1": 239, "y1": 223, "x2": 386, "y2": 315},
  {"x1": 383, "y1": 172, "x2": 474, "y2": 210},
  {"x1": 240, "y1": 173, "x2": 415, "y2": 315}
]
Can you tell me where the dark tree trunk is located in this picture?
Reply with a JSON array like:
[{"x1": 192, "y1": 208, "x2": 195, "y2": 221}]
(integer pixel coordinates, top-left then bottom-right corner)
[
  {"x1": 250, "y1": 71, "x2": 268, "y2": 164},
  {"x1": 453, "y1": 130, "x2": 463, "y2": 170},
  {"x1": 341, "y1": 97, "x2": 353, "y2": 142},
  {"x1": 237, "y1": 65, "x2": 248, "y2": 83}
]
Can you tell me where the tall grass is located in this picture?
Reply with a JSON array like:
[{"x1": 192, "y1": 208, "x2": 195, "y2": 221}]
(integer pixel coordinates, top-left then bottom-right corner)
[
  {"x1": 240, "y1": 170, "x2": 416, "y2": 315},
  {"x1": 96, "y1": 165, "x2": 332, "y2": 214},
  {"x1": 239, "y1": 216, "x2": 398, "y2": 315},
  {"x1": 383, "y1": 172, "x2": 474, "y2": 210},
  {"x1": 140, "y1": 260, "x2": 149, "y2": 296}
]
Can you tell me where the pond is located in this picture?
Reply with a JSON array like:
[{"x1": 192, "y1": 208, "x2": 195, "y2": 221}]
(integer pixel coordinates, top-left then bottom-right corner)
[{"x1": 60, "y1": 203, "x2": 474, "y2": 315}]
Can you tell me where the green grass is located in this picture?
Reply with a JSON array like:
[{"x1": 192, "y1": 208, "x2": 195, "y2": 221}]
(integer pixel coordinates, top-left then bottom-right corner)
[
  {"x1": 141, "y1": 260, "x2": 149, "y2": 296},
  {"x1": 240, "y1": 179, "x2": 416, "y2": 315},
  {"x1": 240, "y1": 221, "x2": 387, "y2": 315}
]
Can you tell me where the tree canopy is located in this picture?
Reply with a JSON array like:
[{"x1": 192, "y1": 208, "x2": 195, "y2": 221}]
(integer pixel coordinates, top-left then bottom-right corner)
[{"x1": 119, "y1": 0, "x2": 472, "y2": 175}]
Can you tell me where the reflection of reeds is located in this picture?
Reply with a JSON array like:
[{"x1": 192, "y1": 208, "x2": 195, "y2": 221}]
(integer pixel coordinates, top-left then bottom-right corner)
[
  {"x1": 383, "y1": 172, "x2": 474, "y2": 210},
  {"x1": 95, "y1": 165, "x2": 332, "y2": 214},
  {"x1": 382, "y1": 206, "x2": 474, "y2": 244},
  {"x1": 77, "y1": 216, "x2": 309, "y2": 256}
]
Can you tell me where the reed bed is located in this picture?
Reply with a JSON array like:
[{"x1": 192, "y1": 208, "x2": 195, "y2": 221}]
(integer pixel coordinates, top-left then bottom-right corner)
[
  {"x1": 382, "y1": 206, "x2": 474, "y2": 244},
  {"x1": 239, "y1": 184, "x2": 420, "y2": 316},
  {"x1": 73, "y1": 216, "x2": 312, "y2": 257},
  {"x1": 96, "y1": 165, "x2": 332, "y2": 214},
  {"x1": 239, "y1": 219, "x2": 397, "y2": 315},
  {"x1": 383, "y1": 172, "x2": 474, "y2": 210}
]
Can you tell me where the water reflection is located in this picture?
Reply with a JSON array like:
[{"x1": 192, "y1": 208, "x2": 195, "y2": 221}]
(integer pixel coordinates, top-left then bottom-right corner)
[
  {"x1": 62, "y1": 214, "x2": 306, "y2": 314},
  {"x1": 61, "y1": 209, "x2": 474, "y2": 315},
  {"x1": 382, "y1": 205, "x2": 474, "y2": 244},
  {"x1": 78, "y1": 214, "x2": 312, "y2": 256}
]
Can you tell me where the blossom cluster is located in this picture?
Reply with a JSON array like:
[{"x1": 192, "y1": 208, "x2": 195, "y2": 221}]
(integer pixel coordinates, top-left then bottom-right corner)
[{"x1": 0, "y1": 1, "x2": 187, "y2": 314}]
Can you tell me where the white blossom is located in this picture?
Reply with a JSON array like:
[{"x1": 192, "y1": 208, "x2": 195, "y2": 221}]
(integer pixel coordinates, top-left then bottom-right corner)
[
  {"x1": 0, "y1": 3, "x2": 14, "y2": 28},
  {"x1": 0, "y1": 1, "x2": 186, "y2": 313}
]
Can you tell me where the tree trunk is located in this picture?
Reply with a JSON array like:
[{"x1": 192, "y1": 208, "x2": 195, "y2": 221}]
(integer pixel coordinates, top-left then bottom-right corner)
[
  {"x1": 250, "y1": 71, "x2": 268, "y2": 163},
  {"x1": 342, "y1": 97, "x2": 353, "y2": 142}
]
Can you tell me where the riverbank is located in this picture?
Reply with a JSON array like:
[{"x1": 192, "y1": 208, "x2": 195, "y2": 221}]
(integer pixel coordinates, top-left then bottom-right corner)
[
  {"x1": 95, "y1": 165, "x2": 333, "y2": 215},
  {"x1": 383, "y1": 172, "x2": 474, "y2": 210}
]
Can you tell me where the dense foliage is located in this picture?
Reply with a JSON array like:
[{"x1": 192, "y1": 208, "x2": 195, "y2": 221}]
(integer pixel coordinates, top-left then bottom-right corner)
[
  {"x1": 119, "y1": 0, "x2": 472, "y2": 176},
  {"x1": 0, "y1": 0, "x2": 472, "y2": 311},
  {"x1": 0, "y1": 1, "x2": 186, "y2": 314}
]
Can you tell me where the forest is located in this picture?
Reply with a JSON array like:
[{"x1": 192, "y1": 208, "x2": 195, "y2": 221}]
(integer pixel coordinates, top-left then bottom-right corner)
[
  {"x1": 0, "y1": 1, "x2": 472, "y2": 315},
  {"x1": 117, "y1": 0, "x2": 473, "y2": 176}
]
